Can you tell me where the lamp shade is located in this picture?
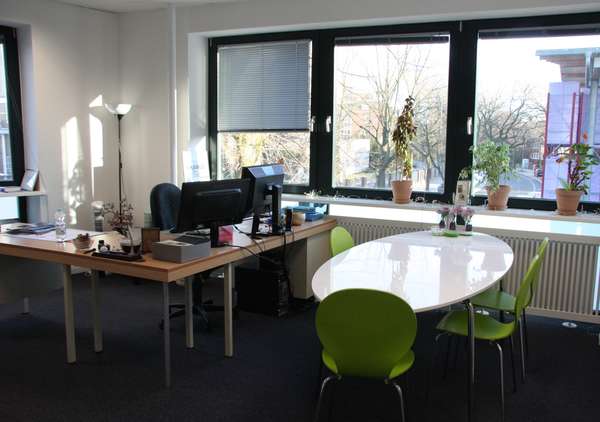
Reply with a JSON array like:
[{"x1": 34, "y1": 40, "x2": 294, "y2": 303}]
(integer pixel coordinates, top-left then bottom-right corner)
[{"x1": 105, "y1": 103, "x2": 132, "y2": 116}]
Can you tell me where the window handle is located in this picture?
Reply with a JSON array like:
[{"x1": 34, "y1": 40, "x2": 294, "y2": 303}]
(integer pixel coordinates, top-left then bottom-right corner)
[
  {"x1": 325, "y1": 115, "x2": 332, "y2": 133},
  {"x1": 467, "y1": 116, "x2": 473, "y2": 136},
  {"x1": 309, "y1": 116, "x2": 316, "y2": 132}
]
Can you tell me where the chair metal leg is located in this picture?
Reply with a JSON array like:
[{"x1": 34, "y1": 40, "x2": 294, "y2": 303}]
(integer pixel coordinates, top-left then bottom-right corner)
[
  {"x1": 315, "y1": 351, "x2": 324, "y2": 399},
  {"x1": 522, "y1": 309, "x2": 529, "y2": 360},
  {"x1": 508, "y1": 335, "x2": 517, "y2": 393},
  {"x1": 314, "y1": 375, "x2": 337, "y2": 422},
  {"x1": 493, "y1": 341, "x2": 505, "y2": 422},
  {"x1": 519, "y1": 317, "x2": 527, "y2": 383},
  {"x1": 392, "y1": 380, "x2": 406, "y2": 422}
]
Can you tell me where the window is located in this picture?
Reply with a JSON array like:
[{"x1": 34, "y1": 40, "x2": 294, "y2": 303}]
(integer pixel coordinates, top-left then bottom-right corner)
[
  {"x1": 333, "y1": 35, "x2": 449, "y2": 192},
  {"x1": 208, "y1": 13, "x2": 600, "y2": 210},
  {"x1": 474, "y1": 30, "x2": 600, "y2": 202},
  {"x1": 0, "y1": 25, "x2": 25, "y2": 221},
  {"x1": 214, "y1": 39, "x2": 312, "y2": 185}
]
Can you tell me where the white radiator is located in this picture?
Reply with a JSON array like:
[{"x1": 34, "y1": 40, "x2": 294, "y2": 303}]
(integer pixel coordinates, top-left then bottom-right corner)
[{"x1": 335, "y1": 216, "x2": 600, "y2": 324}]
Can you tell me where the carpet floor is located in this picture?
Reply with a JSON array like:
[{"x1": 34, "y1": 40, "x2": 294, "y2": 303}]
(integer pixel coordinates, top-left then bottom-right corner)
[{"x1": 0, "y1": 273, "x2": 598, "y2": 422}]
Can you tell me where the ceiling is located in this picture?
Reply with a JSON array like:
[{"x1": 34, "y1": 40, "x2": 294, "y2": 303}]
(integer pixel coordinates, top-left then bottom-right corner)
[{"x1": 56, "y1": 0, "x2": 243, "y2": 13}]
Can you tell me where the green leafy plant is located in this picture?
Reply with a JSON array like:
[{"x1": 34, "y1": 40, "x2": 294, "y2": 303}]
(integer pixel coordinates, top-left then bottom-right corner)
[
  {"x1": 553, "y1": 137, "x2": 599, "y2": 194},
  {"x1": 458, "y1": 167, "x2": 471, "y2": 181},
  {"x1": 470, "y1": 140, "x2": 513, "y2": 192},
  {"x1": 391, "y1": 96, "x2": 417, "y2": 180}
]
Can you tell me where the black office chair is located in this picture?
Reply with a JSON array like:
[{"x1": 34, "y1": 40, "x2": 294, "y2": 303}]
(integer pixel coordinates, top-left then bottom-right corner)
[{"x1": 150, "y1": 183, "x2": 227, "y2": 331}]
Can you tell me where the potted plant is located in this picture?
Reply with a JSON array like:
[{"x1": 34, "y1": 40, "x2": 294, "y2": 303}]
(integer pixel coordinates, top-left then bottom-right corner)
[
  {"x1": 391, "y1": 96, "x2": 417, "y2": 204},
  {"x1": 552, "y1": 138, "x2": 600, "y2": 216},
  {"x1": 470, "y1": 141, "x2": 513, "y2": 210}
]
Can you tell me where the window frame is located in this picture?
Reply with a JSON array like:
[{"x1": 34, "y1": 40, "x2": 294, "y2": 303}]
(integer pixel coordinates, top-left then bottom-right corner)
[
  {"x1": 0, "y1": 25, "x2": 26, "y2": 222},
  {"x1": 207, "y1": 12, "x2": 600, "y2": 211}
]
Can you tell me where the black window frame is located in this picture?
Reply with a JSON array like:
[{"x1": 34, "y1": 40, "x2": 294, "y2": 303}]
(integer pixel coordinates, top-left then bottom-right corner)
[
  {"x1": 208, "y1": 12, "x2": 600, "y2": 211},
  {"x1": 0, "y1": 25, "x2": 26, "y2": 221}
]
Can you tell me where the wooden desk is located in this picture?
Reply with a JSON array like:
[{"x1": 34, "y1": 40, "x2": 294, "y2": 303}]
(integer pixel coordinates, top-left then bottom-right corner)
[{"x1": 0, "y1": 218, "x2": 336, "y2": 386}]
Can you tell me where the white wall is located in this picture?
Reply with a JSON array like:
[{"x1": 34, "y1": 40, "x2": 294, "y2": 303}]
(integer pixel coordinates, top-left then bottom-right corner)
[
  {"x1": 119, "y1": 9, "x2": 170, "y2": 225},
  {"x1": 1, "y1": 0, "x2": 120, "y2": 228},
  {"x1": 119, "y1": 0, "x2": 600, "y2": 221}
]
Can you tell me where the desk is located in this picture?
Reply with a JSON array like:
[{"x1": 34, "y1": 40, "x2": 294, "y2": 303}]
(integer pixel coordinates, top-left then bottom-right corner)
[
  {"x1": 312, "y1": 231, "x2": 514, "y2": 421},
  {"x1": 0, "y1": 217, "x2": 336, "y2": 387}
]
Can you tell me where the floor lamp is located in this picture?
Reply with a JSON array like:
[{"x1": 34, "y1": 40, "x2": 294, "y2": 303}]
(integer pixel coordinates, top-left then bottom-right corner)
[{"x1": 105, "y1": 103, "x2": 132, "y2": 215}]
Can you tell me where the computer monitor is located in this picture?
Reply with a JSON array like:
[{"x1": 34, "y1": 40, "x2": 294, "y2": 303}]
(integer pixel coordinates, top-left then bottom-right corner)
[
  {"x1": 175, "y1": 178, "x2": 250, "y2": 247},
  {"x1": 241, "y1": 164, "x2": 285, "y2": 236}
]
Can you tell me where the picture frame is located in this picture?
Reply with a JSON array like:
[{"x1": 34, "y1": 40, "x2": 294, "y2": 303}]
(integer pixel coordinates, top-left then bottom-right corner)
[
  {"x1": 20, "y1": 169, "x2": 39, "y2": 191},
  {"x1": 454, "y1": 180, "x2": 471, "y2": 206}
]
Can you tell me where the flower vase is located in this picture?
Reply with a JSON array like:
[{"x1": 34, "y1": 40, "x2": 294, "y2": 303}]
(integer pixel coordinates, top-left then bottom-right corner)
[
  {"x1": 439, "y1": 218, "x2": 446, "y2": 229},
  {"x1": 464, "y1": 216, "x2": 473, "y2": 232}
]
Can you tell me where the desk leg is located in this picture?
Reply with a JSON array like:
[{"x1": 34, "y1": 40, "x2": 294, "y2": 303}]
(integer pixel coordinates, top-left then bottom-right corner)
[
  {"x1": 62, "y1": 264, "x2": 76, "y2": 363},
  {"x1": 466, "y1": 300, "x2": 475, "y2": 422},
  {"x1": 224, "y1": 263, "x2": 233, "y2": 357},
  {"x1": 163, "y1": 283, "x2": 171, "y2": 388},
  {"x1": 185, "y1": 277, "x2": 194, "y2": 349},
  {"x1": 90, "y1": 270, "x2": 103, "y2": 353},
  {"x1": 23, "y1": 297, "x2": 30, "y2": 314},
  {"x1": 163, "y1": 282, "x2": 171, "y2": 387}
]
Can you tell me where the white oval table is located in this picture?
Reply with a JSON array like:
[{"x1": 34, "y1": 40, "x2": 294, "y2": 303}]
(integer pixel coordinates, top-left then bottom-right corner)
[{"x1": 312, "y1": 230, "x2": 514, "y2": 422}]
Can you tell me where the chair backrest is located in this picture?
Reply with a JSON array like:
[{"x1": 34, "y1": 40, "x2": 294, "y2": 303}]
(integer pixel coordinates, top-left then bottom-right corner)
[
  {"x1": 526, "y1": 237, "x2": 549, "y2": 307},
  {"x1": 514, "y1": 254, "x2": 541, "y2": 319},
  {"x1": 330, "y1": 226, "x2": 354, "y2": 257},
  {"x1": 150, "y1": 183, "x2": 181, "y2": 230},
  {"x1": 315, "y1": 288, "x2": 417, "y2": 379}
]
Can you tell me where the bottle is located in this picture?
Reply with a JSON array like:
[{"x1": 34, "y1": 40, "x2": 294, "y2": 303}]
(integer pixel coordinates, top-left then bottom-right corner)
[{"x1": 55, "y1": 209, "x2": 67, "y2": 242}]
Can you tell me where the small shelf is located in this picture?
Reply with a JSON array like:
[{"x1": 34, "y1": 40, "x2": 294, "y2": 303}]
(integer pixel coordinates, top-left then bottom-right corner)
[{"x1": 0, "y1": 190, "x2": 47, "y2": 199}]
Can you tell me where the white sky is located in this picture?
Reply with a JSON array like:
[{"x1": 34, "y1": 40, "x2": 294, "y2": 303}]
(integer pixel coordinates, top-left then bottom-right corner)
[{"x1": 333, "y1": 34, "x2": 600, "y2": 106}]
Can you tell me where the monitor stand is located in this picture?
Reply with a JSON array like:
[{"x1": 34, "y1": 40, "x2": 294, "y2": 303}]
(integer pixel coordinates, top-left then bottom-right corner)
[{"x1": 209, "y1": 222, "x2": 221, "y2": 248}]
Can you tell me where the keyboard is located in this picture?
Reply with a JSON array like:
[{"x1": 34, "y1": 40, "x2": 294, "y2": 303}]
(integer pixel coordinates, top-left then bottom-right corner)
[{"x1": 173, "y1": 235, "x2": 209, "y2": 245}]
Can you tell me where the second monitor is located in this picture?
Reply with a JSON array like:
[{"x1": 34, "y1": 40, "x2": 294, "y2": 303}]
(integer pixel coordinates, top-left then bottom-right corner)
[{"x1": 241, "y1": 163, "x2": 285, "y2": 236}]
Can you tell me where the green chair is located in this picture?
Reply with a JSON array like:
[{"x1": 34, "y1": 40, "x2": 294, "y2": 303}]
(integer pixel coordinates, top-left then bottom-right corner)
[
  {"x1": 314, "y1": 289, "x2": 417, "y2": 422},
  {"x1": 435, "y1": 254, "x2": 542, "y2": 422},
  {"x1": 472, "y1": 238, "x2": 549, "y2": 371},
  {"x1": 330, "y1": 226, "x2": 354, "y2": 257}
]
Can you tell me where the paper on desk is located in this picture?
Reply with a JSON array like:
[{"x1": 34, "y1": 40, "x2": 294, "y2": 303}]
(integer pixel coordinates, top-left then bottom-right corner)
[{"x1": 5, "y1": 228, "x2": 104, "y2": 242}]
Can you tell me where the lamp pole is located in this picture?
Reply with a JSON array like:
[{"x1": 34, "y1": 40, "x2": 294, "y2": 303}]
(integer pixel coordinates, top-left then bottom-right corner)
[{"x1": 105, "y1": 103, "x2": 132, "y2": 217}]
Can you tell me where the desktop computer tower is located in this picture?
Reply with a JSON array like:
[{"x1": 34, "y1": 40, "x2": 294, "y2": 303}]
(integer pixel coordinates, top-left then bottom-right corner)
[{"x1": 235, "y1": 266, "x2": 290, "y2": 317}]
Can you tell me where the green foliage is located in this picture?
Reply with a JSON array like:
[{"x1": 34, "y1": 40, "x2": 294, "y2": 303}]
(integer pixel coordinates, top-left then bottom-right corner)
[
  {"x1": 470, "y1": 140, "x2": 513, "y2": 192},
  {"x1": 391, "y1": 96, "x2": 417, "y2": 180},
  {"x1": 553, "y1": 140, "x2": 600, "y2": 193},
  {"x1": 458, "y1": 167, "x2": 471, "y2": 181}
]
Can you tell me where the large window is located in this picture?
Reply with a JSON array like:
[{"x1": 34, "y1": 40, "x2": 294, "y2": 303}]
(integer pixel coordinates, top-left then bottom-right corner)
[
  {"x1": 474, "y1": 31, "x2": 600, "y2": 202},
  {"x1": 0, "y1": 25, "x2": 24, "y2": 221},
  {"x1": 333, "y1": 36, "x2": 449, "y2": 192},
  {"x1": 209, "y1": 13, "x2": 600, "y2": 210},
  {"x1": 214, "y1": 39, "x2": 312, "y2": 185}
]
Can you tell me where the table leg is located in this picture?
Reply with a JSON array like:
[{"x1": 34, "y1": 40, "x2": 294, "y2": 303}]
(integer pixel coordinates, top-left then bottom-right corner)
[
  {"x1": 185, "y1": 277, "x2": 194, "y2": 349},
  {"x1": 466, "y1": 300, "x2": 475, "y2": 422},
  {"x1": 90, "y1": 270, "x2": 103, "y2": 353},
  {"x1": 23, "y1": 297, "x2": 30, "y2": 314},
  {"x1": 224, "y1": 263, "x2": 233, "y2": 357},
  {"x1": 163, "y1": 282, "x2": 171, "y2": 387},
  {"x1": 62, "y1": 264, "x2": 76, "y2": 363}
]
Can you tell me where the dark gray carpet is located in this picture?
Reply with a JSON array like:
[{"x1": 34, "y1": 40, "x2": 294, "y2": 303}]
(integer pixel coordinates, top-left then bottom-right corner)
[{"x1": 0, "y1": 273, "x2": 598, "y2": 422}]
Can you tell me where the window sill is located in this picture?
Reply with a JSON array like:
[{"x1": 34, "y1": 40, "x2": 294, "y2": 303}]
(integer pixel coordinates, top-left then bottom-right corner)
[{"x1": 283, "y1": 193, "x2": 600, "y2": 224}]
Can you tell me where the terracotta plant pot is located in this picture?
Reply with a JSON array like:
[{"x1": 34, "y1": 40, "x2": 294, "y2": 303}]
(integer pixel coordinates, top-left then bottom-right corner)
[
  {"x1": 555, "y1": 189, "x2": 583, "y2": 216},
  {"x1": 391, "y1": 180, "x2": 412, "y2": 204},
  {"x1": 486, "y1": 185, "x2": 510, "y2": 210}
]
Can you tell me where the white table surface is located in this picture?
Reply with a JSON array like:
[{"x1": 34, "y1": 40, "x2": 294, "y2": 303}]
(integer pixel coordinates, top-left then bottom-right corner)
[{"x1": 312, "y1": 231, "x2": 514, "y2": 312}]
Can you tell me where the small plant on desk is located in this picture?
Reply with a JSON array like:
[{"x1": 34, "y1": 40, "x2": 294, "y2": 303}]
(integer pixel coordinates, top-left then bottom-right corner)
[{"x1": 101, "y1": 199, "x2": 134, "y2": 235}]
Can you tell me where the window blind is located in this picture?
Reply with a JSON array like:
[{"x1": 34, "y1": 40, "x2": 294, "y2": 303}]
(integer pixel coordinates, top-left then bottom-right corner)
[{"x1": 217, "y1": 40, "x2": 311, "y2": 132}]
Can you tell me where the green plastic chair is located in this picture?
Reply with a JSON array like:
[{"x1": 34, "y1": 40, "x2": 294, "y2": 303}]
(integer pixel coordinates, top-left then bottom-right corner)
[
  {"x1": 314, "y1": 289, "x2": 417, "y2": 422},
  {"x1": 435, "y1": 254, "x2": 542, "y2": 422},
  {"x1": 330, "y1": 226, "x2": 355, "y2": 257},
  {"x1": 471, "y1": 238, "x2": 549, "y2": 369}
]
